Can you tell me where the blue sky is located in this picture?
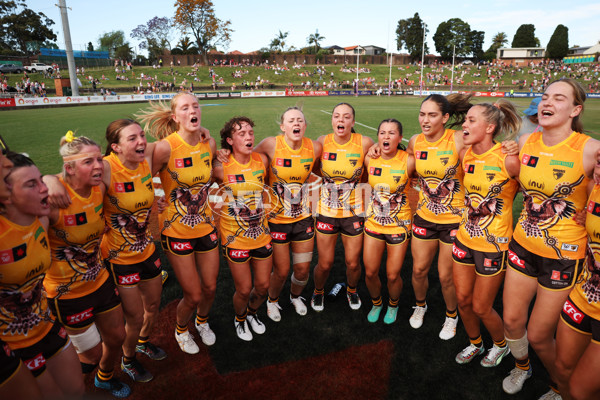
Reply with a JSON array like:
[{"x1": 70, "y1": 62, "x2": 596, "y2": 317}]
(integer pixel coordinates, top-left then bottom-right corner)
[{"x1": 30, "y1": 0, "x2": 600, "y2": 55}]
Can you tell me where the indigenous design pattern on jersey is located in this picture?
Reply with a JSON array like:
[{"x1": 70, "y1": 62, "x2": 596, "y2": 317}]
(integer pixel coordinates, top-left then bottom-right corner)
[
  {"x1": 0, "y1": 217, "x2": 53, "y2": 348},
  {"x1": 100, "y1": 153, "x2": 155, "y2": 264},
  {"x1": 220, "y1": 153, "x2": 270, "y2": 249},
  {"x1": 45, "y1": 179, "x2": 107, "y2": 299},
  {"x1": 159, "y1": 133, "x2": 215, "y2": 238},
  {"x1": 414, "y1": 129, "x2": 464, "y2": 223},
  {"x1": 365, "y1": 150, "x2": 412, "y2": 235},
  {"x1": 514, "y1": 131, "x2": 590, "y2": 259},
  {"x1": 578, "y1": 185, "x2": 600, "y2": 303},
  {"x1": 269, "y1": 136, "x2": 315, "y2": 224},
  {"x1": 318, "y1": 133, "x2": 365, "y2": 218},
  {"x1": 457, "y1": 144, "x2": 518, "y2": 252}
]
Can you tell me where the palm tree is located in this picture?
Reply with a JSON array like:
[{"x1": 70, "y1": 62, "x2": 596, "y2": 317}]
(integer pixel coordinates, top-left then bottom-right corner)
[
  {"x1": 491, "y1": 32, "x2": 508, "y2": 51},
  {"x1": 307, "y1": 30, "x2": 325, "y2": 53},
  {"x1": 276, "y1": 30, "x2": 288, "y2": 52}
]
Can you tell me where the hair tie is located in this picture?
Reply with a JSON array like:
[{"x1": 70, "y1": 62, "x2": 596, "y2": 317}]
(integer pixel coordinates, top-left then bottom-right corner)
[
  {"x1": 493, "y1": 103, "x2": 501, "y2": 110},
  {"x1": 65, "y1": 130, "x2": 75, "y2": 143}
]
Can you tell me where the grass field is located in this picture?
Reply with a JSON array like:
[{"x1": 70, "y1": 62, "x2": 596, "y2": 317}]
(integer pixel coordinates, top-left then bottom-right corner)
[{"x1": 3, "y1": 95, "x2": 600, "y2": 399}]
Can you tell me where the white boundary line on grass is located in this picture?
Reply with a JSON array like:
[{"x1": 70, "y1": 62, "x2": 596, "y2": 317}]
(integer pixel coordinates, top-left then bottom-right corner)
[{"x1": 319, "y1": 110, "x2": 409, "y2": 142}]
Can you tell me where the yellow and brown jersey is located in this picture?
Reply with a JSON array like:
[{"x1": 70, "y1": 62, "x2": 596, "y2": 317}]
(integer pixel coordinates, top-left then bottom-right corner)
[
  {"x1": 414, "y1": 129, "x2": 464, "y2": 224},
  {"x1": 514, "y1": 131, "x2": 590, "y2": 260},
  {"x1": 159, "y1": 132, "x2": 215, "y2": 238},
  {"x1": 45, "y1": 178, "x2": 107, "y2": 299},
  {"x1": 318, "y1": 133, "x2": 365, "y2": 218},
  {"x1": 220, "y1": 152, "x2": 270, "y2": 249},
  {"x1": 365, "y1": 150, "x2": 412, "y2": 235},
  {"x1": 457, "y1": 144, "x2": 519, "y2": 252},
  {"x1": 268, "y1": 136, "x2": 315, "y2": 224},
  {"x1": 0, "y1": 217, "x2": 53, "y2": 349},
  {"x1": 570, "y1": 185, "x2": 600, "y2": 309},
  {"x1": 100, "y1": 153, "x2": 155, "y2": 264}
]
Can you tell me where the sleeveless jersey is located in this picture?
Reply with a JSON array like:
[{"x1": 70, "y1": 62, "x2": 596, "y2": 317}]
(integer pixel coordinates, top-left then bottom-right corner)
[
  {"x1": 570, "y1": 185, "x2": 600, "y2": 313},
  {"x1": 414, "y1": 129, "x2": 464, "y2": 223},
  {"x1": 220, "y1": 153, "x2": 270, "y2": 249},
  {"x1": 364, "y1": 150, "x2": 412, "y2": 235},
  {"x1": 158, "y1": 133, "x2": 215, "y2": 238},
  {"x1": 0, "y1": 217, "x2": 53, "y2": 349},
  {"x1": 268, "y1": 136, "x2": 315, "y2": 224},
  {"x1": 318, "y1": 133, "x2": 365, "y2": 218},
  {"x1": 514, "y1": 131, "x2": 590, "y2": 259},
  {"x1": 456, "y1": 144, "x2": 519, "y2": 252},
  {"x1": 45, "y1": 178, "x2": 107, "y2": 299},
  {"x1": 100, "y1": 153, "x2": 155, "y2": 264}
]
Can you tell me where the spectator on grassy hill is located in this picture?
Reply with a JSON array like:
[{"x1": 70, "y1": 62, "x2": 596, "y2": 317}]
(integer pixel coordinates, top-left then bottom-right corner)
[
  {"x1": 136, "y1": 93, "x2": 218, "y2": 354},
  {"x1": 502, "y1": 78, "x2": 600, "y2": 399},
  {"x1": 517, "y1": 97, "x2": 542, "y2": 140},
  {"x1": 214, "y1": 117, "x2": 273, "y2": 341},
  {"x1": 311, "y1": 103, "x2": 374, "y2": 313},
  {"x1": 451, "y1": 100, "x2": 521, "y2": 368}
]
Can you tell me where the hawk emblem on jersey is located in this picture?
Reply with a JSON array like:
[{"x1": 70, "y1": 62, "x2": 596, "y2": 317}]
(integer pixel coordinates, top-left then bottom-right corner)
[
  {"x1": 582, "y1": 242, "x2": 600, "y2": 303},
  {"x1": 169, "y1": 184, "x2": 210, "y2": 228},
  {"x1": 418, "y1": 160, "x2": 462, "y2": 216},
  {"x1": 229, "y1": 200, "x2": 266, "y2": 240},
  {"x1": 519, "y1": 175, "x2": 584, "y2": 259},
  {"x1": 0, "y1": 278, "x2": 50, "y2": 336},
  {"x1": 370, "y1": 182, "x2": 407, "y2": 226},
  {"x1": 321, "y1": 167, "x2": 363, "y2": 211},
  {"x1": 53, "y1": 235, "x2": 102, "y2": 296},
  {"x1": 463, "y1": 180, "x2": 509, "y2": 250},
  {"x1": 272, "y1": 181, "x2": 309, "y2": 219}
]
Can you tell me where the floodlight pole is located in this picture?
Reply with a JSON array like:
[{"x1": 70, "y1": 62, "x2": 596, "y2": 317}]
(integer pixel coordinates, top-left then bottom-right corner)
[
  {"x1": 451, "y1": 44, "x2": 455, "y2": 93},
  {"x1": 57, "y1": 0, "x2": 79, "y2": 96},
  {"x1": 355, "y1": 46, "x2": 360, "y2": 97},
  {"x1": 419, "y1": 24, "x2": 426, "y2": 96},
  {"x1": 388, "y1": 52, "x2": 393, "y2": 97}
]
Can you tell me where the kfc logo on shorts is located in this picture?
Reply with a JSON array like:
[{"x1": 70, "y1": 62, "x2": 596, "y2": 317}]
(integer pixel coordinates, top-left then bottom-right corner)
[
  {"x1": 154, "y1": 258, "x2": 161, "y2": 268},
  {"x1": 452, "y1": 244, "x2": 466, "y2": 259},
  {"x1": 229, "y1": 249, "x2": 249, "y2": 259},
  {"x1": 484, "y1": 258, "x2": 499, "y2": 268},
  {"x1": 306, "y1": 226, "x2": 313, "y2": 234},
  {"x1": 353, "y1": 221, "x2": 362, "y2": 229},
  {"x1": 266, "y1": 243, "x2": 272, "y2": 250},
  {"x1": 563, "y1": 299, "x2": 583, "y2": 324},
  {"x1": 58, "y1": 327, "x2": 67, "y2": 339},
  {"x1": 508, "y1": 250, "x2": 525, "y2": 268},
  {"x1": 450, "y1": 229, "x2": 457, "y2": 237},
  {"x1": 271, "y1": 232, "x2": 287, "y2": 241},
  {"x1": 119, "y1": 273, "x2": 141, "y2": 285},
  {"x1": 66, "y1": 308, "x2": 94, "y2": 325},
  {"x1": 171, "y1": 241, "x2": 193, "y2": 251},
  {"x1": 317, "y1": 221, "x2": 334, "y2": 231},
  {"x1": 413, "y1": 225, "x2": 427, "y2": 236},
  {"x1": 25, "y1": 353, "x2": 46, "y2": 371},
  {"x1": 551, "y1": 270, "x2": 571, "y2": 282},
  {"x1": 2, "y1": 343, "x2": 13, "y2": 357},
  {"x1": 210, "y1": 233, "x2": 218, "y2": 241}
]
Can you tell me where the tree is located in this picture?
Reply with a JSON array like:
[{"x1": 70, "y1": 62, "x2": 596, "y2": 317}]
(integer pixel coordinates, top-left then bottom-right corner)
[
  {"x1": 432, "y1": 18, "x2": 473, "y2": 60},
  {"x1": 546, "y1": 25, "x2": 569, "y2": 59},
  {"x1": 270, "y1": 30, "x2": 288, "y2": 52},
  {"x1": 87, "y1": 42, "x2": 94, "y2": 52},
  {"x1": 483, "y1": 32, "x2": 508, "y2": 61},
  {"x1": 512, "y1": 24, "x2": 537, "y2": 47},
  {"x1": 307, "y1": 30, "x2": 325, "y2": 54},
  {"x1": 0, "y1": 1, "x2": 57, "y2": 55},
  {"x1": 470, "y1": 30, "x2": 485, "y2": 60},
  {"x1": 98, "y1": 31, "x2": 132, "y2": 59},
  {"x1": 172, "y1": 36, "x2": 198, "y2": 55},
  {"x1": 131, "y1": 16, "x2": 175, "y2": 60},
  {"x1": 395, "y1": 13, "x2": 429, "y2": 61},
  {"x1": 173, "y1": 0, "x2": 232, "y2": 63}
]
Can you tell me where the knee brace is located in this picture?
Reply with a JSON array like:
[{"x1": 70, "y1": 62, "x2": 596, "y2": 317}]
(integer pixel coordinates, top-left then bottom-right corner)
[
  {"x1": 506, "y1": 332, "x2": 529, "y2": 360},
  {"x1": 292, "y1": 251, "x2": 312, "y2": 265},
  {"x1": 69, "y1": 323, "x2": 101, "y2": 354},
  {"x1": 291, "y1": 272, "x2": 309, "y2": 287}
]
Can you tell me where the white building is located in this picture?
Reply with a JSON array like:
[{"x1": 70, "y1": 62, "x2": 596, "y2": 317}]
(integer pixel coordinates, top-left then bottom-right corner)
[{"x1": 496, "y1": 47, "x2": 546, "y2": 66}]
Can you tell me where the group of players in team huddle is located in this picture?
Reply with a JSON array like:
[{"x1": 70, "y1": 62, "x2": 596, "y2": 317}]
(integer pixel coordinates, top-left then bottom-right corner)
[{"x1": 1, "y1": 77, "x2": 600, "y2": 400}]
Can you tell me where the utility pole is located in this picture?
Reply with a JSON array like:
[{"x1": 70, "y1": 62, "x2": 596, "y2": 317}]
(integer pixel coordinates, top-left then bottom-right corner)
[{"x1": 57, "y1": 0, "x2": 79, "y2": 96}]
